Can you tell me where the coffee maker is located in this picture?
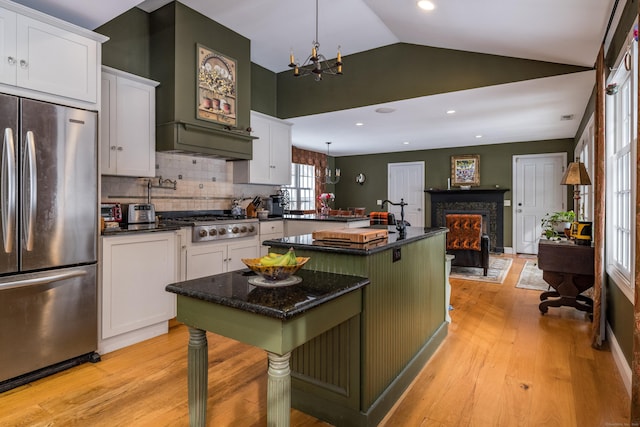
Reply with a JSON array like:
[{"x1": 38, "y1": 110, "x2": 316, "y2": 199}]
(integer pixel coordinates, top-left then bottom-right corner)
[{"x1": 267, "y1": 194, "x2": 285, "y2": 217}]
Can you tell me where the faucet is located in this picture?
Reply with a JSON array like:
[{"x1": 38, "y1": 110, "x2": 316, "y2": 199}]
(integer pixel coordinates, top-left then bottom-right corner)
[{"x1": 381, "y1": 198, "x2": 408, "y2": 237}]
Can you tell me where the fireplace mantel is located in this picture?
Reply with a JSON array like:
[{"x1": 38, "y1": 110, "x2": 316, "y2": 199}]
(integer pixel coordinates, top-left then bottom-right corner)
[{"x1": 426, "y1": 188, "x2": 509, "y2": 252}]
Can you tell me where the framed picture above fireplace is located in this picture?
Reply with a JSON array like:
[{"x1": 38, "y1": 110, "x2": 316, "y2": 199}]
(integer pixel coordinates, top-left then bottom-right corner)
[{"x1": 451, "y1": 154, "x2": 480, "y2": 187}]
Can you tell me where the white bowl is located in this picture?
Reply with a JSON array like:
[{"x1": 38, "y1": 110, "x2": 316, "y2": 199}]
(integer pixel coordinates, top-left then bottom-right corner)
[{"x1": 257, "y1": 210, "x2": 269, "y2": 219}]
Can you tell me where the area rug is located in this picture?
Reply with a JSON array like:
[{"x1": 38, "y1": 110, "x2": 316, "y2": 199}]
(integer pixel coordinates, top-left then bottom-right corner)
[
  {"x1": 450, "y1": 256, "x2": 513, "y2": 284},
  {"x1": 515, "y1": 260, "x2": 550, "y2": 291}
]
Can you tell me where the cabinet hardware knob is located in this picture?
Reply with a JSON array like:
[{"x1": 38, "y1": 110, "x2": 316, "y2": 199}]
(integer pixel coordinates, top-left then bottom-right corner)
[
  {"x1": 19, "y1": 59, "x2": 27, "y2": 68},
  {"x1": 7, "y1": 56, "x2": 15, "y2": 65},
  {"x1": 110, "y1": 145, "x2": 117, "y2": 151},
  {"x1": 117, "y1": 146, "x2": 123, "y2": 151}
]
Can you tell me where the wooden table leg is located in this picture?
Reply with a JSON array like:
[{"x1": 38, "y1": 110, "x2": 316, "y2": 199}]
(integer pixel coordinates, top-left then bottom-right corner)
[
  {"x1": 188, "y1": 327, "x2": 208, "y2": 427},
  {"x1": 266, "y1": 351, "x2": 291, "y2": 427}
]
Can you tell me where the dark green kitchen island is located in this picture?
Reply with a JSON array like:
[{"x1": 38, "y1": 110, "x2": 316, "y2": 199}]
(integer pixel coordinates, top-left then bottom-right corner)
[
  {"x1": 166, "y1": 269, "x2": 369, "y2": 427},
  {"x1": 264, "y1": 226, "x2": 449, "y2": 426}
]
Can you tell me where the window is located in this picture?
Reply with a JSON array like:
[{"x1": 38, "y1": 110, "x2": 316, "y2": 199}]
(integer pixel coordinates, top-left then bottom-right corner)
[
  {"x1": 284, "y1": 163, "x2": 315, "y2": 211},
  {"x1": 606, "y1": 26, "x2": 637, "y2": 299},
  {"x1": 575, "y1": 115, "x2": 594, "y2": 221}
]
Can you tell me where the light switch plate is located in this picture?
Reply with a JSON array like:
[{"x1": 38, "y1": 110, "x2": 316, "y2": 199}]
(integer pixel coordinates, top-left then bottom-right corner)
[{"x1": 504, "y1": 200, "x2": 511, "y2": 206}]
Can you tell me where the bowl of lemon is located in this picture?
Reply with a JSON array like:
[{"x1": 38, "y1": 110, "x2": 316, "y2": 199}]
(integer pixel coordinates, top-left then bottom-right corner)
[{"x1": 242, "y1": 248, "x2": 310, "y2": 286}]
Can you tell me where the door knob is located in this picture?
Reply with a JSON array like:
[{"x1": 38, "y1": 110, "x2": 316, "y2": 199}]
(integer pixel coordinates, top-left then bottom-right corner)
[{"x1": 517, "y1": 209, "x2": 523, "y2": 213}]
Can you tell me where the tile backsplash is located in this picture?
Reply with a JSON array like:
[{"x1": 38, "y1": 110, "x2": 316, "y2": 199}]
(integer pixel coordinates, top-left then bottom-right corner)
[{"x1": 100, "y1": 152, "x2": 281, "y2": 212}]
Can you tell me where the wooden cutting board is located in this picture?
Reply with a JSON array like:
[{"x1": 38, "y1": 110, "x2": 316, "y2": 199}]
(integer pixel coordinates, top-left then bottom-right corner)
[{"x1": 312, "y1": 228, "x2": 388, "y2": 243}]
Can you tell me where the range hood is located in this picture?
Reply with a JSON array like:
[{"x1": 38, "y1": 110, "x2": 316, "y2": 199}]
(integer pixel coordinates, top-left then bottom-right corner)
[
  {"x1": 150, "y1": 2, "x2": 254, "y2": 159},
  {"x1": 156, "y1": 120, "x2": 255, "y2": 160}
]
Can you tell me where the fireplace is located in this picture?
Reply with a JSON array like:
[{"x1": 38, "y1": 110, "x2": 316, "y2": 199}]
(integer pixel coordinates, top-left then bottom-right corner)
[{"x1": 426, "y1": 189, "x2": 508, "y2": 253}]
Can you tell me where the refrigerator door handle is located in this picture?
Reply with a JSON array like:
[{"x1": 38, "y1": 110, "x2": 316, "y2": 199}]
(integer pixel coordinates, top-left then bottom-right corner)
[
  {"x1": 23, "y1": 130, "x2": 37, "y2": 251},
  {"x1": 1, "y1": 127, "x2": 16, "y2": 253},
  {"x1": 0, "y1": 269, "x2": 87, "y2": 291}
]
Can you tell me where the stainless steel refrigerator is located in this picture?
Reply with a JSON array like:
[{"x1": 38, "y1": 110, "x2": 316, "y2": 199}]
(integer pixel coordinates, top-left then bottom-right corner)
[{"x1": 0, "y1": 94, "x2": 98, "y2": 387}]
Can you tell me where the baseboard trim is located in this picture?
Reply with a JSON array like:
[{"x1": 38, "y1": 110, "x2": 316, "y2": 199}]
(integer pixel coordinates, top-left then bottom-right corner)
[{"x1": 606, "y1": 322, "x2": 631, "y2": 397}]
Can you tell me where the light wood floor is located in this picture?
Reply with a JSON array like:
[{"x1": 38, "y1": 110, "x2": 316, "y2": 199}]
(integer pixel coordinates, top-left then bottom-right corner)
[{"x1": 0, "y1": 255, "x2": 630, "y2": 426}]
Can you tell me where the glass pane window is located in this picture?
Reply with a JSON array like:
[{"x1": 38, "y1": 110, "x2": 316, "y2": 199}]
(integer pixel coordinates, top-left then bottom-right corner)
[
  {"x1": 605, "y1": 27, "x2": 637, "y2": 296},
  {"x1": 284, "y1": 163, "x2": 315, "y2": 211}
]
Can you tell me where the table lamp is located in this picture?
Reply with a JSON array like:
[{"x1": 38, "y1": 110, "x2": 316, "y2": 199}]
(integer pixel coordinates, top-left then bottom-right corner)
[{"x1": 560, "y1": 160, "x2": 592, "y2": 243}]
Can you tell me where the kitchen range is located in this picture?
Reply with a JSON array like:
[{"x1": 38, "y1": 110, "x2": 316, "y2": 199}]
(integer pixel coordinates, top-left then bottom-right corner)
[{"x1": 159, "y1": 211, "x2": 259, "y2": 279}]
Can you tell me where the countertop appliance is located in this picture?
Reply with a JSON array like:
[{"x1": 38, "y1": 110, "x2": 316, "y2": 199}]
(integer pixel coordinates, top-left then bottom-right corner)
[
  {"x1": 267, "y1": 194, "x2": 285, "y2": 217},
  {"x1": 0, "y1": 95, "x2": 98, "y2": 391},
  {"x1": 101, "y1": 202, "x2": 123, "y2": 222},
  {"x1": 160, "y1": 211, "x2": 258, "y2": 243},
  {"x1": 125, "y1": 203, "x2": 156, "y2": 224}
]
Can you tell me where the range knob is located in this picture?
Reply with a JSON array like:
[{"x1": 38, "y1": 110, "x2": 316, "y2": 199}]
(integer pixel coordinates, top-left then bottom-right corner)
[
  {"x1": 198, "y1": 229, "x2": 208, "y2": 238},
  {"x1": 248, "y1": 225, "x2": 255, "y2": 232},
  {"x1": 232, "y1": 226, "x2": 240, "y2": 233},
  {"x1": 208, "y1": 228, "x2": 217, "y2": 236},
  {"x1": 240, "y1": 226, "x2": 247, "y2": 233},
  {"x1": 218, "y1": 228, "x2": 226, "y2": 235}
]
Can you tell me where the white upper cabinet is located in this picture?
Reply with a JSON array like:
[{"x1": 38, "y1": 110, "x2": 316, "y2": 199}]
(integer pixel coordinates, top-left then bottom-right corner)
[
  {"x1": 234, "y1": 111, "x2": 292, "y2": 185},
  {"x1": 101, "y1": 66, "x2": 159, "y2": 177},
  {"x1": 0, "y1": 5, "x2": 103, "y2": 103}
]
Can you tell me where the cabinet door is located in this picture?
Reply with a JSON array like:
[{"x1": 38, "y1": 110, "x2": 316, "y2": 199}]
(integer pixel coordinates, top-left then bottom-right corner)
[
  {"x1": 102, "y1": 233, "x2": 177, "y2": 339},
  {"x1": 100, "y1": 72, "x2": 117, "y2": 175},
  {"x1": 269, "y1": 121, "x2": 292, "y2": 185},
  {"x1": 227, "y1": 239, "x2": 259, "y2": 272},
  {"x1": 0, "y1": 8, "x2": 16, "y2": 85},
  {"x1": 186, "y1": 243, "x2": 226, "y2": 280},
  {"x1": 249, "y1": 113, "x2": 271, "y2": 183},
  {"x1": 113, "y1": 76, "x2": 156, "y2": 177},
  {"x1": 16, "y1": 15, "x2": 97, "y2": 102}
]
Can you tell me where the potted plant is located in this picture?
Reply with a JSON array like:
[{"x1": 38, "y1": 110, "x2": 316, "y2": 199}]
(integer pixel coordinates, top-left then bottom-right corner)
[{"x1": 541, "y1": 211, "x2": 575, "y2": 239}]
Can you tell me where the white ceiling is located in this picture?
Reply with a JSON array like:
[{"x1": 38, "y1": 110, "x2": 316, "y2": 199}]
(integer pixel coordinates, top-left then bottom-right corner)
[{"x1": 12, "y1": 0, "x2": 618, "y2": 156}]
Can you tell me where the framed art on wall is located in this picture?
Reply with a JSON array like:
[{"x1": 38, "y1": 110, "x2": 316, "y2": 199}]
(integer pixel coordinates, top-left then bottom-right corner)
[
  {"x1": 451, "y1": 154, "x2": 480, "y2": 186},
  {"x1": 196, "y1": 44, "x2": 237, "y2": 126}
]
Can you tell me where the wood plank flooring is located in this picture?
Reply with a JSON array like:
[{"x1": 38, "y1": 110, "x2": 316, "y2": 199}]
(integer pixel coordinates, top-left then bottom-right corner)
[{"x1": 0, "y1": 255, "x2": 630, "y2": 426}]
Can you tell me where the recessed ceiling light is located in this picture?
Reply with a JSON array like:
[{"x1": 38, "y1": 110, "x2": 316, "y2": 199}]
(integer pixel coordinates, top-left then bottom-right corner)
[
  {"x1": 475, "y1": 135, "x2": 483, "y2": 139},
  {"x1": 446, "y1": 109, "x2": 456, "y2": 115},
  {"x1": 417, "y1": 1, "x2": 435, "y2": 11},
  {"x1": 355, "y1": 122, "x2": 364, "y2": 126},
  {"x1": 402, "y1": 141, "x2": 410, "y2": 145},
  {"x1": 375, "y1": 107, "x2": 396, "y2": 114}
]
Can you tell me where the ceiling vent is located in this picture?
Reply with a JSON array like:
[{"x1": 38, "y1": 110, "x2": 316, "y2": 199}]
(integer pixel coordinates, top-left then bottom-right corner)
[{"x1": 560, "y1": 114, "x2": 574, "y2": 121}]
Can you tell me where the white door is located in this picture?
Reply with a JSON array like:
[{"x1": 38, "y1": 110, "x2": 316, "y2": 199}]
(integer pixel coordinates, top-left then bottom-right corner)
[
  {"x1": 388, "y1": 162, "x2": 425, "y2": 227},
  {"x1": 513, "y1": 153, "x2": 566, "y2": 254}
]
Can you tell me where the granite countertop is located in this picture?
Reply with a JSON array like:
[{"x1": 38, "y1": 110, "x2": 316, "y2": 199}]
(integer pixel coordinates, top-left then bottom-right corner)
[
  {"x1": 264, "y1": 226, "x2": 448, "y2": 255},
  {"x1": 283, "y1": 213, "x2": 370, "y2": 222},
  {"x1": 166, "y1": 269, "x2": 369, "y2": 320},
  {"x1": 101, "y1": 223, "x2": 183, "y2": 236}
]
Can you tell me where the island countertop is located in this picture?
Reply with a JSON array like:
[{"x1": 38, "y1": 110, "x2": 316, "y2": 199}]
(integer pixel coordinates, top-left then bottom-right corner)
[
  {"x1": 264, "y1": 226, "x2": 448, "y2": 255},
  {"x1": 166, "y1": 269, "x2": 369, "y2": 320}
]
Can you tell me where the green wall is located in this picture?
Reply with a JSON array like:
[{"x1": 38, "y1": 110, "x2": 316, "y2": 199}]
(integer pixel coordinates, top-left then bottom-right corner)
[
  {"x1": 276, "y1": 43, "x2": 591, "y2": 119},
  {"x1": 334, "y1": 138, "x2": 574, "y2": 248},
  {"x1": 98, "y1": 8, "x2": 151, "y2": 78}
]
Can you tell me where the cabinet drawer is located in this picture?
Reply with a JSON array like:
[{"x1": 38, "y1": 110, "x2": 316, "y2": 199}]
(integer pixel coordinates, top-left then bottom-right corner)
[{"x1": 260, "y1": 221, "x2": 284, "y2": 235}]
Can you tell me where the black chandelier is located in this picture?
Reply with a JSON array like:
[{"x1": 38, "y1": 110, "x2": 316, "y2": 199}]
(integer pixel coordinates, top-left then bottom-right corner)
[{"x1": 288, "y1": 0, "x2": 343, "y2": 82}]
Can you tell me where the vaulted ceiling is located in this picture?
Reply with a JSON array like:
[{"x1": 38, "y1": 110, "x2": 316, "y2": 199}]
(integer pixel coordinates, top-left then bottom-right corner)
[{"x1": 12, "y1": 0, "x2": 619, "y2": 155}]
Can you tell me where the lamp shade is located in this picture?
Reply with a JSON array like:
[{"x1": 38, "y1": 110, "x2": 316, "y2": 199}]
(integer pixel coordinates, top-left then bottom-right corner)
[{"x1": 560, "y1": 162, "x2": 592, "y2": 186}]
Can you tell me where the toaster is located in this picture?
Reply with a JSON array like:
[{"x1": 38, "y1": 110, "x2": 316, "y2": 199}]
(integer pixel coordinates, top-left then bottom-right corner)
[{"x1": 125, "y1": 203, "x2": 156, "y2": 224}]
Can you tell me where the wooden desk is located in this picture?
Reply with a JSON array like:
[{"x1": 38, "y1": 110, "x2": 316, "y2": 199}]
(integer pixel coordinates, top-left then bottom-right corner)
[
  {"x1": 166, "y1": 269, "x2": 368, "y2": 427},
  {"x1": 537, "y1": 240, "x2": 594, "y2": 316}
]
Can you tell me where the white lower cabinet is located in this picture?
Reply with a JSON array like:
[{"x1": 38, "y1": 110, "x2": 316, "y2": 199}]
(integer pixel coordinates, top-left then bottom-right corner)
[
  {"x1": 100, "y1": 231, "x2": 180, "y2": 354},
  {"x1": 259, "y1": 220, "x2": 284, "y2": 256},
  {"x1": 186, "y1": 236, "x2": 259, "y2": 280}
]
